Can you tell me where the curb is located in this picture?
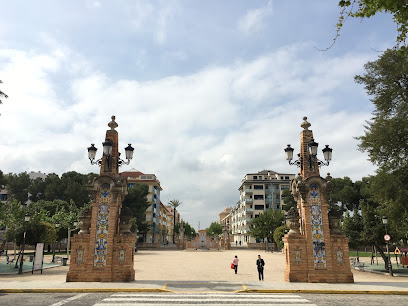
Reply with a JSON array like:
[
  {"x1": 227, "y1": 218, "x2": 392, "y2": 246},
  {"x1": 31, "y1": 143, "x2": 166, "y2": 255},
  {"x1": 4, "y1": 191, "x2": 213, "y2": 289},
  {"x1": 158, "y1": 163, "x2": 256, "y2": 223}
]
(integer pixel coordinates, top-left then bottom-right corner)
[
  {"x1": 0, "y1": 288, "x2": 172, "y2": 293},
  {"x1": 1, "y1": 288, "x2": 408, "y2": 295},
  {"x1": 237, "y1": 289, "x2": 408, "y2": 295}
]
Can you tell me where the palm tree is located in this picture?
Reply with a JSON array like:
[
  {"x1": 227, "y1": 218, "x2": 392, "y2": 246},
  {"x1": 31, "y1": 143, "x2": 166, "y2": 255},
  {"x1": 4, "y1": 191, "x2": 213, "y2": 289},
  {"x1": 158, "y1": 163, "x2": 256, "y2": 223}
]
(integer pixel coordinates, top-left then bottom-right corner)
[
  {"x1": 0, "y1": 80, "x2": 8, "y2": 115},
  {"x1": 168, "y1": 199, "x2": 182, "y2": 244}
]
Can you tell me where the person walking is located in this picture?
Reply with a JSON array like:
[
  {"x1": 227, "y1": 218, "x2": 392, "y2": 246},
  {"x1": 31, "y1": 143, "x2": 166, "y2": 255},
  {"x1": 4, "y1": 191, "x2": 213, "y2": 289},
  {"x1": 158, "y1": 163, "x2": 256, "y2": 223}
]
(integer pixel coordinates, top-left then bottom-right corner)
[
  {"x1": 256, "y1": 254, "x2": 265, "y2": 280},
  {"x1": 233, "y1": 255, "x2": 239, "y2": 274}
]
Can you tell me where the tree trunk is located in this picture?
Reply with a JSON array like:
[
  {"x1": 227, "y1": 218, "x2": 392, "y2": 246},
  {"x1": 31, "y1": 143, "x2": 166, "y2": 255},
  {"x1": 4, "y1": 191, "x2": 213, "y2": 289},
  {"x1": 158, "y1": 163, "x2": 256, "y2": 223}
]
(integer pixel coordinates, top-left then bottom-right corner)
[{"x1": 374, "y1": 242, "x2": 389, "y2": 271}]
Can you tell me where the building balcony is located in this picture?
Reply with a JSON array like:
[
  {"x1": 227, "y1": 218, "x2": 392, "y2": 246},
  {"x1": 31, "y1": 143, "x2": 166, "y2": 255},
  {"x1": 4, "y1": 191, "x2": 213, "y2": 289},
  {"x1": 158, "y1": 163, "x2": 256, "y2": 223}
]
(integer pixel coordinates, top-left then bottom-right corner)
[
  {"x1": 246, "y1": 208, "x2": 253, "y2": 213},
  {"x1": 265, "y1": 198, "x2": 272, "y2": 204},
  {"x1": 245, "y1": 198, "x2": 253, "y2": 203},
  {"x1": 245, "y1": 189, "x2": 253, "y2": 194},
  {"x1": 246, "y1": 218, "x2": 252, "y2": 223}
]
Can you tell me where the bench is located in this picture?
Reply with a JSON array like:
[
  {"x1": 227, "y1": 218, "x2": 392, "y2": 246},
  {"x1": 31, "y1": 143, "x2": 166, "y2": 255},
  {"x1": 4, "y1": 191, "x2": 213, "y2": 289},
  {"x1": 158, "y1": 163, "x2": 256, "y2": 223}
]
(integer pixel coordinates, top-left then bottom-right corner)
[{"x1": 350, "y1": 258, "x2": 365, "y2": 270}]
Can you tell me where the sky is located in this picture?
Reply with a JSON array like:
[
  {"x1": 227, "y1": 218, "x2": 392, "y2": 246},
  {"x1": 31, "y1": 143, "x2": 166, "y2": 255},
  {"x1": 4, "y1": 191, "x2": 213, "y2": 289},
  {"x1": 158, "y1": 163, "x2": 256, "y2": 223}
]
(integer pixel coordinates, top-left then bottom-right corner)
[{"x1": 0, "y1": 1, "x2": 398, "y2": 229}]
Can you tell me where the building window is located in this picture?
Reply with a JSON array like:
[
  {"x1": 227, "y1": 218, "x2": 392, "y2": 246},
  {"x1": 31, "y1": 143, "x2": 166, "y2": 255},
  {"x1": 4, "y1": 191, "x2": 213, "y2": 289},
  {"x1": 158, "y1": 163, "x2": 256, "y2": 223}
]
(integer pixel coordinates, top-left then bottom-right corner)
[
  {"x1": 281, "y1": 176, "x2": 283, "y2": 179},
  {"x1": 255, "y1": 215, "x2": 259, "y2": 218},
  {"x1": 254, "y1": 185, "x2": 264, "y2": 190},
  {"x1": 255, "y1": 205, "x2": 264, "y2": 210},
  {"x1": 254, "y1": 195, "x2": 264, "y2": 200},
  {"x1": 253, "y1": 176, "x2": 257, "y2": 179},
  {"x1": 285, "y1": 176, "x2": 290, "y2": 180},
  {"x1": 258, "y1": 176, "x2": 262, "y2": 179},
  {"x1": 281, "y1": 185, "x2": 290, "y2": 190}
]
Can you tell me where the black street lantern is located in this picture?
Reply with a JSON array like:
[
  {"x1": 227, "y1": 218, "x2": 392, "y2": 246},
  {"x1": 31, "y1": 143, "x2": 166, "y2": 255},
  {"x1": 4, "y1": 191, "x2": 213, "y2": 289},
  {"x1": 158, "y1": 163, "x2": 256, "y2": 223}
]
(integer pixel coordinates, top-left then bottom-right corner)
[
  {"x1": 308, "y1": 138, "x2": 319, "y2": 156},
  {"x1": 18, "y1": 213, "x2": 30, "y2": 275},
  {"x1": 284, "y1": 144, "x2": 294, "y2": 161},
  {"x1": 125, "y1": 144, "x2": 134, "y2": 161},
  {"x1": 322, "y1": 145, "x2": 333, "y2": 162},
  {"x1": 102, "y1": 139, "x2": 113, "y2": 156},
  {"x1": 87, "y1": 144, "x2": 97, "y2": 161}
]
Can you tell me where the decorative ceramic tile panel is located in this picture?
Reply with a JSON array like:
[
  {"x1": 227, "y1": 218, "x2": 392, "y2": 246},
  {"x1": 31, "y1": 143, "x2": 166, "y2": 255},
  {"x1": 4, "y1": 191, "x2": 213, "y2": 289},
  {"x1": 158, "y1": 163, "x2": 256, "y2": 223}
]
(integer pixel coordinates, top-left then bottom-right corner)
[
  {"x1": 294, "y1": 247, "x2": 302, "y2": 266},
  {"x1": 118, "y1": 248, "x2": 126, "y2": 266},
  {"x1": 309, "y1": 183, "x2": 327, "y2": 269},
  {"x1": 76, "y1": 248, "x2": 84, "y2": 265},
  {"x1": 93, "y1": 183, "x2": 111, "y2": 268},
  {"x1": 336, "y1": 247, "x2": 344, "y2": 265}
]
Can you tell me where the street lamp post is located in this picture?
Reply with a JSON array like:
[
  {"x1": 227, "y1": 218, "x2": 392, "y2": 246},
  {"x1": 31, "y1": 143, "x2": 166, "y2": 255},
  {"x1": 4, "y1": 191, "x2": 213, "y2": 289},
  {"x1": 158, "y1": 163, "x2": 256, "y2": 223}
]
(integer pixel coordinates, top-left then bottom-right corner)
[
  {"x1": 382, "y1": 216, "x2": 393, "y2": 276},
  {"x1": 18, "y1": 213, "x2": 30, "y2": 275},
  {"x1": 52, "y1": 223, "x2": 60, "y2": 263},
  {"x1": 67, "y1": 221, "x2": 79, "y2": 261}
]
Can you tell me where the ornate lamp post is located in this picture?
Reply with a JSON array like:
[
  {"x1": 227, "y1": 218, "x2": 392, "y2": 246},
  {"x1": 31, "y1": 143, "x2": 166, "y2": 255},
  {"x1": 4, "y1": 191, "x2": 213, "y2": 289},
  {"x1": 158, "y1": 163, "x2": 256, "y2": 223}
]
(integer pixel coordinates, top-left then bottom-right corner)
[
  {"x1": 67, "y1": 116, "x2": 137, "y2": 282},
  {"x1": 382, "y1": 216, "x2": 393, "y2": 276},
  {"x1": 282, "y1": 117, "x2": 353, "y2": 283},
  {"x1": 18, "y1": 213, "x2": 30, "y2": 275},
  {"x1": 284, "y1": 141, "x2": 332, "y2": 169}
]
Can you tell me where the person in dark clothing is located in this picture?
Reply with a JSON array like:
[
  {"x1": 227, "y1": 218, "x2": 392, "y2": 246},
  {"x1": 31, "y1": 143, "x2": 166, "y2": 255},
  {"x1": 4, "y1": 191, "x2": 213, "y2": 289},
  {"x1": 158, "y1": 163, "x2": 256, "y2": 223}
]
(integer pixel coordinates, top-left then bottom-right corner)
[{"x1": 256, "y1": 254, "x2": 265, "y2": 280}]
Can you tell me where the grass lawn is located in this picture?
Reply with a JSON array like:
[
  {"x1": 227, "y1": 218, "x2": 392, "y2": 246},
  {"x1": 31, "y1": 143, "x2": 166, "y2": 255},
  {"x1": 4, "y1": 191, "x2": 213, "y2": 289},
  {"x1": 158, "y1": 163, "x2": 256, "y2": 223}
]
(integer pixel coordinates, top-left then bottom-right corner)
[{"x1": 349, "y1": 251, "x2": 373, "y2": 257}]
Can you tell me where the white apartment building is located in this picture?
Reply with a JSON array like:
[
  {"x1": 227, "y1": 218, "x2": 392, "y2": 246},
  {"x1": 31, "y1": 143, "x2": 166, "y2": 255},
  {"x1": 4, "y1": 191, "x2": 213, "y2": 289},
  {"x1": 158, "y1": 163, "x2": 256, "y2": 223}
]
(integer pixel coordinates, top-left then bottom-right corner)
[{"x1": 231, "y1": 170, "x2": 295, "y2": 244}]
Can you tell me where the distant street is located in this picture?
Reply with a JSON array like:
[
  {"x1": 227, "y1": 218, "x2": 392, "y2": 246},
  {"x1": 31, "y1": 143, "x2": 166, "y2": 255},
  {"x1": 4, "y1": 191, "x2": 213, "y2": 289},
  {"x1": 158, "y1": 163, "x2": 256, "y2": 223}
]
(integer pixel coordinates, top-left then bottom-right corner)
[{"x1": 1, "y1": 292, "x2": 408, "y2": 306}]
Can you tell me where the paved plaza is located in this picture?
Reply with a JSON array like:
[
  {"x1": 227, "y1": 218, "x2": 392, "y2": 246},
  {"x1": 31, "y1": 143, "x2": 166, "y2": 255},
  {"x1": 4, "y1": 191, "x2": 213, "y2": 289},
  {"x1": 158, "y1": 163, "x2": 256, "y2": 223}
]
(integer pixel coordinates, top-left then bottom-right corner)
[{"x1": 0, "y1": 249, "x2": 408, "y2": 293}]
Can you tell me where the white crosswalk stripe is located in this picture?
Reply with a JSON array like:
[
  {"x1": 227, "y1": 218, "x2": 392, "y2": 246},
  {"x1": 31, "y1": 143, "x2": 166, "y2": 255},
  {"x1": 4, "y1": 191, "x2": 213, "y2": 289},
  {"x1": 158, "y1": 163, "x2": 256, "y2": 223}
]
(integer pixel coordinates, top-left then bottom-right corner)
[{"x1": 93, "y1": 293, "x2": 317, "y2": 305}]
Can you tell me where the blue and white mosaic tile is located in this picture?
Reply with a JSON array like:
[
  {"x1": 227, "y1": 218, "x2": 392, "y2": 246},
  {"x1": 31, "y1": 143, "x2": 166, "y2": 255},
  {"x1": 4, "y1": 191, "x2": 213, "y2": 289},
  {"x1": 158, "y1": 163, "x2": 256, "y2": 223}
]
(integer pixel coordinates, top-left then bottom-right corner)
[
  {"x1": 93, "y1": 183, "x2": 111, "y2": 268},
  {"x1": 309, "y1": 183, "x2": 327, "y2": 270}
]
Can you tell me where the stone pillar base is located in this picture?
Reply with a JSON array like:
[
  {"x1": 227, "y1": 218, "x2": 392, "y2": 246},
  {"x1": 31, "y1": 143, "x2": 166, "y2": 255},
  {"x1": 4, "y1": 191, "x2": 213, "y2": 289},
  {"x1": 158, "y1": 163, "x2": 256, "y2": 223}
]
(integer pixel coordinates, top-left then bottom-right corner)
[
  {"x1": 66, "y1": 233, "x2": 136, "y2": 282},
  {"x1": 283, "y1": 234, "x2": 354, "y2": 283}
]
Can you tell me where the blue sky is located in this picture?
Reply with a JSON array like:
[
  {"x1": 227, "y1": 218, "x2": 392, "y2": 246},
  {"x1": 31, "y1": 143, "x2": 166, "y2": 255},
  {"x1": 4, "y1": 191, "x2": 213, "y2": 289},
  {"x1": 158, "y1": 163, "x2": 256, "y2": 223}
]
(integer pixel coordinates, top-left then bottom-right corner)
[{"x1": 0, "y1": 1, "x2": 397, "y2": 229}]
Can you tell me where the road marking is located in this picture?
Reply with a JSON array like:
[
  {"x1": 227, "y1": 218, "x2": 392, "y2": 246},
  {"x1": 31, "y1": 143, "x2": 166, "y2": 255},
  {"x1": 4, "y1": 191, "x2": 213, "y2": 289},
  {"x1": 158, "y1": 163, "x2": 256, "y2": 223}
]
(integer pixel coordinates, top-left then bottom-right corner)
[
  {"x1": 49, "y1": 293, "x2": 88, "y2": 306},
  {"x1": 161, "y1": 283, "x2": 168, "y2": 290},
  {"x1": 241, "y1": 283, "x2": 248, "y2": 290},
  {"x1": 94, "y1": 293, "x2": 316, "y2": 305}
]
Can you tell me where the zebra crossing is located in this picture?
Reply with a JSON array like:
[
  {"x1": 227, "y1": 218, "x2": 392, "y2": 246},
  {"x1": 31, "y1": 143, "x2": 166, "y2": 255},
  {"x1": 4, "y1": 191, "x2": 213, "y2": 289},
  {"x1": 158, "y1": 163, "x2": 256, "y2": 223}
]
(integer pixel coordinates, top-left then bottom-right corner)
[{"x1": 93, "y1": 293, "x2": 317, "y2": 305}]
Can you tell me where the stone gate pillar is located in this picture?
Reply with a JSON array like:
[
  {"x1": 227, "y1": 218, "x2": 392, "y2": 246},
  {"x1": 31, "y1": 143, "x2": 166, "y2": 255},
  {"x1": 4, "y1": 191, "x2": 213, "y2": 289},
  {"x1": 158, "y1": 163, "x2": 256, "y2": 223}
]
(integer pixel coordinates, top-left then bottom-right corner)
[
  {"x1": 283, "y1": 117, "x2": 353, "y2": 283},
  {"x1": 67, "y1": 116, "x2": 136, "y2": 282}
]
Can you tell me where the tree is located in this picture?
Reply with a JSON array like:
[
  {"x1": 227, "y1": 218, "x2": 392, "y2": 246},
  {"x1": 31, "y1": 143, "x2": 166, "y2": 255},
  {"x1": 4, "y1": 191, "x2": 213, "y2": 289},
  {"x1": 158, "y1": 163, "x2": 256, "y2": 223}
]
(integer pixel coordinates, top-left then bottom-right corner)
[
  {"x1": 341, "y1": 209, "x2": 364, "y2": 260},
  {"x1": 356, "y1": 49, "x2": 408, "y2": 171},
  {"x1": 5, "y1": 172, "x2": 31, "y2": 204},
  {"x1": 330, "y1": 177, "x2": 361, "y2": 212},
  {"x1": 281, "y1": 189, "x2": 297, "y2": 212},
  {"x1": 175, "y1": 221, "x2": 197, "y2": 240},
  {"x1": 28, "y1": 177, "x2": 47, "y2": 203},
  {"x1": 273, "y1": 224, "x2": 288, "y2": 250},
  {"x1": 335, "y1": 1, "x2": 408, "y2": 49},
  {"x1": 0, "y1": 80, "x2": 8, "y2": 114},
  {"x1": 248, "y1": 209, "x2": 285, "y2": 243},
  {"x1": 206, "y1": 222, "x2": 223, "y2": 238},
  {"x1": 122, "y1": 184, "x2": 150, "y2": 234},
  {"x1": 355, "y1": 49, "x2": 408, "y2": 239},
  {"x1": 168, "y1": 199, "x2": 182, "y2": 243},
  {"x1": 0, "y1": 170, "x2": 6, "y2": 188},
  {"x1": 43, "y1": 172, "x2": 90, "y2": 207}
]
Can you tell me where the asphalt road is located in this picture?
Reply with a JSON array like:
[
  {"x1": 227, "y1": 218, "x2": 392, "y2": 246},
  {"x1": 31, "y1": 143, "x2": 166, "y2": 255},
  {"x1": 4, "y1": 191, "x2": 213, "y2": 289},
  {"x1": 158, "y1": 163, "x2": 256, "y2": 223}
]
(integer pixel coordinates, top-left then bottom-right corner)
[{"x1": 0, "y1": 292, "x2": 407, "y2": 306}]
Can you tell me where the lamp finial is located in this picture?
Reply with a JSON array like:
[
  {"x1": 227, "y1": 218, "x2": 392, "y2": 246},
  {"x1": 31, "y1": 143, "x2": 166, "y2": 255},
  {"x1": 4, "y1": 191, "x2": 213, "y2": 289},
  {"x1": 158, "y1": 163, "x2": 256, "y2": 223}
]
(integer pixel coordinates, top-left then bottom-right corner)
[
  {"x1": 301, "y1": 116, "x2": 311, "y2": 130},
  {"x1": 108, "y1": 115, "x2": 118, "y2": 130}
]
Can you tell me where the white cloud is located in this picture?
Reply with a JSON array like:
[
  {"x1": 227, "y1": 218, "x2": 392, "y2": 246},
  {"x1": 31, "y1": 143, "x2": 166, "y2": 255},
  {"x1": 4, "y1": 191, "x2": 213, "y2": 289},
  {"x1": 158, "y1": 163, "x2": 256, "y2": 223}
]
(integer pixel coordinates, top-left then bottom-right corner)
[
  {"x1": 238, "y1": 0, "x2": 274, "y2": 34},
  {"x1": 0, "y1": 41, "x2": 377, "y2": 229},
  {"x1": 126, "y1": 0, "x2": 178, "y2": 45}
]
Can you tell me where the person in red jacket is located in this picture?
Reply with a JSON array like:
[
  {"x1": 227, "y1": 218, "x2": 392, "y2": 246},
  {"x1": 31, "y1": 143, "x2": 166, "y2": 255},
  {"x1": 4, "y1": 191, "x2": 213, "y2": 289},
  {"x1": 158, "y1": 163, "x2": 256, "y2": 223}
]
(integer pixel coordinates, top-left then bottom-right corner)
[{"x1": 233, "y1": 255, "x2": 239, "y2": 274}]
